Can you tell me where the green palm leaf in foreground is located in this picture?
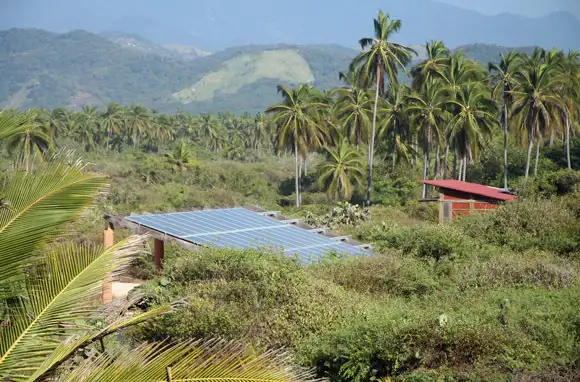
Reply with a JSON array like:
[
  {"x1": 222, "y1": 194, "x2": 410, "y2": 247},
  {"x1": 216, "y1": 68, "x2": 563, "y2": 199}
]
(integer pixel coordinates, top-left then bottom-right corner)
[
  {"x1": 58, "y1": 339, "x2": 318, "y2": 382},
  {"x1": 0, "y1": 237, "x2": 172, "y2": 381},
  {"x1": 0, "y1": 152, "x2": 107, "y2": 282}
]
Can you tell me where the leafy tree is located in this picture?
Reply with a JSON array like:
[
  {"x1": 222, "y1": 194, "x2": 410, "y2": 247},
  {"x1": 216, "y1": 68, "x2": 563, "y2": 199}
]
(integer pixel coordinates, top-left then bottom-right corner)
[
  {"x1": 101, "y1": 102, "x2": 124, "y2": 151},
  {"x1": 411, "y1": 40, "x2": 450, "y2": 91},
  {"x1": 490, "y1": 51, "x2": 522, "y2": 189},
  {"x1": 332, "y1": 85, "x2": 373, "y2": 148},
  {"x1": 378, "y1": 84, "x2": 414, "y2": 167},
  {"x1": 512, "y1": 48, "x2": 564, "y2": 178},
  {"x1": 266, "y1": 85, "x2": 327, "y2": 207},
  {"x1": 318, "y1": 140, "x2": 365, "y2": 201},
  {"x1": 350, "y1": 10, "x2": 414, "y2": 205},
  {"x1": 164, "y1": 140, "x2": 197, "y2": 171},
  {"x1": 125, "y1": 104, "x2": 150, "y2": 149},
  {"x1": 6, "y1": 111, "x2": 52, "y2": 172},
  {"x1": 406, "y1": 82, "x2": 449, "y2": 198},
  {"x1": 446, "y1": 82, "x2": 498, "y2": 181}
]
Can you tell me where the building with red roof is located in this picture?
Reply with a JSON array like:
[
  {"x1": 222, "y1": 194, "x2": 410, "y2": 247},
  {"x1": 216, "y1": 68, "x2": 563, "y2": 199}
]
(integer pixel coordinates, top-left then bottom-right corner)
[{"x1": 420, "y1": 180, "x2": 516, "y2": 222}]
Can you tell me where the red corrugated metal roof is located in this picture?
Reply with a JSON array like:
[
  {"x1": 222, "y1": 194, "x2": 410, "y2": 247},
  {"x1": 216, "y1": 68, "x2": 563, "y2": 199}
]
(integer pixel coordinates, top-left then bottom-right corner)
[{"x1": 420, "y1": 180, "x2": 516, "y2": 201}]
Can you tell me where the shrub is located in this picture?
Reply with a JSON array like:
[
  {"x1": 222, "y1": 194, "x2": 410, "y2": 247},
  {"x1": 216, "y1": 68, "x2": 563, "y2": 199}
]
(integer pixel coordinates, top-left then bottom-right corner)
[
  {"x1": 456, "y1": 196, "x2": 580, "y2": 256},
  {"x1": 367, "y1": 223, "x2": 479, "y2": 261},
  {"x1": 132, "y1": 247, "x2": 362, "y2": 348},
  {"x1": 311, "y1": 253, "x2": 438, "y2": 298}
]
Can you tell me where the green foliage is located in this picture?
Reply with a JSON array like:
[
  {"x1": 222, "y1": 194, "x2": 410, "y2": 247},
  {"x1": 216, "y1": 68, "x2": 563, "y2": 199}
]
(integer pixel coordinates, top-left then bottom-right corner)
[{"x1": 456, "y1": 194, "x2": 580, "y2": 255}]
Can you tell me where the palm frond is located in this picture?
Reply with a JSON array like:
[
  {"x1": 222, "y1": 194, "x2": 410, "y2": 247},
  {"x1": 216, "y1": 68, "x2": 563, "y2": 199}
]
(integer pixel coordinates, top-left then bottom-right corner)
[
  {"x1": 0, "y1": 236, "x2": 147, "y2": 381},
  {"x1": 0, "y1": 151, "x2": 107, "y2": 282},
  {"x1": 57, "y1": 339, "x2": 319, "y2": 382}
]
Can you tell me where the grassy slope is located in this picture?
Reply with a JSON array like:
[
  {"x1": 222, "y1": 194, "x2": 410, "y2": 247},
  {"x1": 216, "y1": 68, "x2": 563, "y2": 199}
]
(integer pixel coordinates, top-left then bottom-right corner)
[{"x1": 173, "y1": 50, "x2": 315, "y2": 103}]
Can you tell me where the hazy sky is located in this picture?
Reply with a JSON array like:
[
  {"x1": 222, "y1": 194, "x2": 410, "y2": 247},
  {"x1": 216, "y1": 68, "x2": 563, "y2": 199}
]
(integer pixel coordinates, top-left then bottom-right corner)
[{"x1": 437, "y1": 0, "x2": 580, "y2": 18}]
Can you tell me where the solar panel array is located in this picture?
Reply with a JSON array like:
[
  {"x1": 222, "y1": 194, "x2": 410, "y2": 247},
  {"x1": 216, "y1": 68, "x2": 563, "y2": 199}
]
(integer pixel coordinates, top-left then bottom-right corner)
[{"x1": 125, "y1": 208, "x2": 368, "y2": 263}]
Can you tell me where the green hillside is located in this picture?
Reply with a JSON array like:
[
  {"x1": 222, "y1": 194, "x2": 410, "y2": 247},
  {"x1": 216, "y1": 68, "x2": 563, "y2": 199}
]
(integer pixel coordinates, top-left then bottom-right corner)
[
  {"x1": 0, "y1": 29, "x2": 355, "y2": 113},
  {"x1": 0, "y1": 28, "x2": 539, "y2": 114},
  {"x1": 173, "y1": 50, "x2": 315, "y2": 103}
]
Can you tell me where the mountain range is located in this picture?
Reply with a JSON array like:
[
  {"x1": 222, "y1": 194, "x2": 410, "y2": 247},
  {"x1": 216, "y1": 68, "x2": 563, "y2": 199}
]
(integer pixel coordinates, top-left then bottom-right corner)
[
  {"x1": 1, "y1": 0, "x2": 579, "y2": 51},
  {"x1": 0, "y1": 28, "x2": 541, "y2": 114}
]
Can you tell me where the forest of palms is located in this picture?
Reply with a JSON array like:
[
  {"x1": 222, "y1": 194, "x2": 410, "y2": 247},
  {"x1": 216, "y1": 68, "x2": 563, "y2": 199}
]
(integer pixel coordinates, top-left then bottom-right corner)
[{"x1": 1, "y1": 9, "x2": 580, "y2": 382}]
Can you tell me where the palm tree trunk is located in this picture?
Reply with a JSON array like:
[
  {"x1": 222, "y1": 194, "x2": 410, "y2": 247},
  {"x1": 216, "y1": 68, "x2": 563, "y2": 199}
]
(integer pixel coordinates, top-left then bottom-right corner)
[
  {"x1": 458, "y1": 157, "x2": 463, "y2": 181},
  {"x1": 453, "y1": 147, "x2": 457, "y2": 180},
  {"x1": 304, "y1": 157, "x2": 308, "y2": 177},
  {"x1": 534, "y1": 130, "x2": 541, "y2": 176},
  {"x1": 367, "y1": 69, "x2": 381, "y2": 206},
  {"x1": 443, "y1": 145, "x2": 449, "y2": 179},
  {"x1": 434, "y1": 146, "x2": 440, "y2": 180},
  {"x1": 566, "y1": 113, "x2": 571, "y2": 169},
  {"x1": 298, "y1": 157, "x2": 302, "y2": 205},
  {"x1": 422, "y1": 131, "x2": 430, "y2": 199},
  {"x1": 106, "y1": 126, "x2": 111, "y2": 151},
  {"x1": 525, "y1": 131, "x2": 534, "y2": 179},
  {"x1": 548, "y1": 127, "x2": 554, "y2": 147},
  {"x1": 463, "y1": 156, "x2": 468, "y2": 181},
  {"x1": 502, "y1": 103, "x2": 509, "y2": 190},
  {"x1": 294, "y1": 141, "x2": 300, "y2": 208}
]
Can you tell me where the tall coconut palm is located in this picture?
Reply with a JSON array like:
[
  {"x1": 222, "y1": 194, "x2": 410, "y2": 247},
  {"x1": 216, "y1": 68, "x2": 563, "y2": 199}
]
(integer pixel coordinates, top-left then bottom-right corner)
[
  {"x1": 560, "y1": 51, "x2": 580, "y2": 169},
  {"x1": 406, "y1": 82, "x2": 449, "y2": 198},
  {"x1": 6, "y1": 111, "x2": 52, "y2": 172},
  {"x1": 197, "y1": 113, "x2": 221, "y2": 149},
  {"x1": 101, "y1": 102, "x2": 123, "y2": 151},
  {"x1": 447, "y1": 82, "x2": 499, "y2": 181},
  {"x1": 125, "y1": 104, "x2": 150, "y2": 149},
  {"x1": 318, "y1": 139, "x2": 365, "y2": 201},
  {"x1": 512, "y1": 49, "x2": 564, "y2": 178},
  {"x1": 490, "y1": 51, "x2": 522, "y2": 189},
  {"x1": 411, "y1": 40, "x2": 450, "y2": 91},
  {"x1": 378, "y1": 84, "x2": 414, "y2": 166},
  {"x1": 332, "y1": 86, "x2": 373, "y2": 148},
  {"x1": 349, "y1": 10, "x2": 414, "y2": 205},
  {"x1": 266, "y1": 85, "x2": 327, "y2": 207}
]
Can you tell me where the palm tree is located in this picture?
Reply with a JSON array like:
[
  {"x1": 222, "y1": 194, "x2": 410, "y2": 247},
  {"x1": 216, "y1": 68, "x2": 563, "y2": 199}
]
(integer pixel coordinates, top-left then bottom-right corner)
[
  {"x1": 165, "y1": 140, "x2": 197, "y2": 171},
  {"x1": 0, "y1": 152, "x2": 315, "y2": 381},
  {"x1": 125, "y1": 104, "x2": 150, "y2": 149},
  {"x1": 197, "y1": 113, "x2": 222, "y2": 150},
  {"x1": 101, "y1": 102, "x2": 123, "y2": 151},
  {"x1": 332, "y1": 86, "x2": 373, "y2": 148},
  {"x1": 266, "y1": 85, "x2": 327, "y2": 207},
  {"x1": 318, "y1": 139, "x2": 365, "y2": 201},
  {"x1": 490, "y1": 51, "x2": 522, "y2": 189},
  {"x1": 378, "y1": 84, "x2": 414, "y2": 166},
  {"x1": 406, "y1": 82, "x2": 449, "y2": 198},
  {"x1": 411, "y1": 40, "x2": 450, "y2": 90},
  {"x1": 349, "y1": 10, "x2": 415, "y2": 205},
  {"x1": 149, "y1": 114, "x2": 175, "y2": 153},
  {"x1": 560, "y1": 51, "x2": 580, "y2": 169},
  {"x1": 447, "y1": 82, "x2": 499, "y2": 181},
  {"x1": 6, "y1": 111, "x2": 52, "y2": 172},
  {"x1": 512, "y1": 49, "x2": 564, "y2": 178}
]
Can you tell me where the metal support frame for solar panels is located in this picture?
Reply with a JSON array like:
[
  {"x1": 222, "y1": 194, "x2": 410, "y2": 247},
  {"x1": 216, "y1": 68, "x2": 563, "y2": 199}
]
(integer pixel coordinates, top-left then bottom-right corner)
[
  {"x1": 331, "y1": 235, "x2": 352, "y2": 242},
  {"x1": 280, "y1": 219, "x2": 302, "y2": 225},
  {"x1": 308, "y1": 227, "x2": 328, "y2": 234},
  {"x1": 257, "y1": 211, "x2": 281, "y2": 217},
  {"x1": 358, "y1": 244, "x2": 372, "y2": 250}
]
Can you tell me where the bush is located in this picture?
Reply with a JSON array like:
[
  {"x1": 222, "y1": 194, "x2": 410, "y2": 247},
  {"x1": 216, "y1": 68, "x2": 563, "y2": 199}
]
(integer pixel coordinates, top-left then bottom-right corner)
[
  {"x1": 367, "y1": 223, "x2": 479, "y2": 262},
  {"x1": 456, "y1": 196, "x2": 580, "y2": 256},
  {"x1": 132, "y1": 247, "x2": 362, "y2": 348}
]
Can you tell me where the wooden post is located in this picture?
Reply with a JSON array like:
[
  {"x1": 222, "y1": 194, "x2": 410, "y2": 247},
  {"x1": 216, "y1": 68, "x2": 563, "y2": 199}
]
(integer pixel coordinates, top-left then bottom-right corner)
[
  {"x1": 154, "y1": 238, "x2": 165, "y2": 272},
  {"x1": 103, "y1": 223, "x2": 114, "y2": 304}
]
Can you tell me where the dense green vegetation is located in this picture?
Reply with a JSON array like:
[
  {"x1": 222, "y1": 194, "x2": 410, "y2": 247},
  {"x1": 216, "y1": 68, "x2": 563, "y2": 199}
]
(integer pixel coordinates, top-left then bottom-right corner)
[{"x1": 1, "y1": 8, "x2": 580, "y2": 382}]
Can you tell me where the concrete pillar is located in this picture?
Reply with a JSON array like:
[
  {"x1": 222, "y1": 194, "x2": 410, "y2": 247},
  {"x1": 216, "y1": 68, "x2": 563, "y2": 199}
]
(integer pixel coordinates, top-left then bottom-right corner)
[
  {"x1": 103, "y1": 225, "x2": 114, "y2": 304},
  {"x1": 154, "y1": 238, "x2": 165, "y2": 272}
]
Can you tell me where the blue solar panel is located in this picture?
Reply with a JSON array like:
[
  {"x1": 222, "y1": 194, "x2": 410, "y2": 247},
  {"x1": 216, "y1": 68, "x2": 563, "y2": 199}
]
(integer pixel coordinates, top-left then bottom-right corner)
[{"x1": 126, "y1": 208, "x2": 369, "y2": 263}]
